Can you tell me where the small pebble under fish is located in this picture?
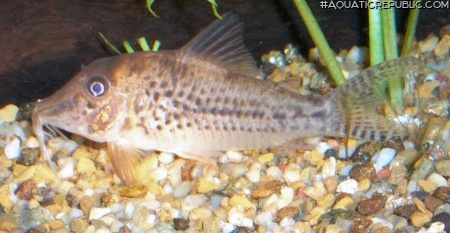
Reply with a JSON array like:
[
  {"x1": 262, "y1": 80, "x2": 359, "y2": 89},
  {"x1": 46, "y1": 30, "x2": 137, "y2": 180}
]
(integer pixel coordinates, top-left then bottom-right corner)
[{"x1": 32, "y1": 13, "x2": 425, "y2": 184}]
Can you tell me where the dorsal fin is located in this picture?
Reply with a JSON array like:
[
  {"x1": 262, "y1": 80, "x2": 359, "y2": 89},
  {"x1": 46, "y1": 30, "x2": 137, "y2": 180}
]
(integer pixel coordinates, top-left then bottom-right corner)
[{"x1": 179, "y1": 12, "x2": 260, "y2": 77}]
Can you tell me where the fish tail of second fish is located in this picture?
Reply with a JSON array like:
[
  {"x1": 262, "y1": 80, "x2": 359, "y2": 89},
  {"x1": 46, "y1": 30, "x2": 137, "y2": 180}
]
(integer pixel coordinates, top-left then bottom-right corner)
[{"x1": 324, "y1": 56, "x2": 424, "y2": 141}]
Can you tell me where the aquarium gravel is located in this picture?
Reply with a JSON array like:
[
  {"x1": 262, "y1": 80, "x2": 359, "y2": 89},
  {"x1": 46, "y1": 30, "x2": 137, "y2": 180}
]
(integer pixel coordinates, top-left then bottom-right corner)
[{"x1": 0, "y1": 33, "x2": 449, "y2": 233}]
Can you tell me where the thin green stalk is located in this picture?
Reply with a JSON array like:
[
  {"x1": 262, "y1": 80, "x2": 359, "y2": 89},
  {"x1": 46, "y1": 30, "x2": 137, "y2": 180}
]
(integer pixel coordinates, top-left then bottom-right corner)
[
  {"x1": 401, "y1": 1, "x2": 420, "y2": 56},
  {"x1": 98, "y1": 33, "x2": 122, "y2": 55},
  {"x1": 381, "y1": 0, "x2": 403, "y2": 109},
  {"x1": 123, "y1": 41, "x2": 135, "y2": 53},
  {"x1": 368, "y1": 0, "x2": 384, "y2": 65},
  {"x1": 293, "y1": 0, "x2": 346, "y2": 86}
]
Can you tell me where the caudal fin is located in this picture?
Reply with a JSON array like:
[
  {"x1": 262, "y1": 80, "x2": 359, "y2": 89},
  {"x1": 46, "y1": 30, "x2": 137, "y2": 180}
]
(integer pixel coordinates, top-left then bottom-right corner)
[{"x1": 326, "y1": 56, "x2": 422, "y2": 141}]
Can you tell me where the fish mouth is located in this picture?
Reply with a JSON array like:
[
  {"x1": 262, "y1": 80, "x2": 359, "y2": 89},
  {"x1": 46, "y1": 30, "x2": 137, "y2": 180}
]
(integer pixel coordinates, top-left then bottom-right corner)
[{"x1": 32, "y1": 89, "x2": 81, "y2": 169}]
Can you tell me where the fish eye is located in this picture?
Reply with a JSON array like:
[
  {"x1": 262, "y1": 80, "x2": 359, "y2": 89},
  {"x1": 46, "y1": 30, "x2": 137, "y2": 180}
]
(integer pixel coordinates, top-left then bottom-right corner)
[{"x1": 86, "y1": 75, "x2": 109, "y2": 97}]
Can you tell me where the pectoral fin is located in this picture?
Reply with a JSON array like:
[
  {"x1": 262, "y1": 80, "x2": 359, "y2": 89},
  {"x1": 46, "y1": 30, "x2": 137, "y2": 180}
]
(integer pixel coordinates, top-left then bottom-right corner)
[{"x1": 107, "y1": 143, "x2": 151, "y2": 185}]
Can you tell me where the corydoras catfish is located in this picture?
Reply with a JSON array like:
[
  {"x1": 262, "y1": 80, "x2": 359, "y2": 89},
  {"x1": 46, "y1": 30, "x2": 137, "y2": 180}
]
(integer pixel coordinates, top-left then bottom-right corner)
[{"x1": 32, "y1": 13, "x2": 418, "y2": 184}]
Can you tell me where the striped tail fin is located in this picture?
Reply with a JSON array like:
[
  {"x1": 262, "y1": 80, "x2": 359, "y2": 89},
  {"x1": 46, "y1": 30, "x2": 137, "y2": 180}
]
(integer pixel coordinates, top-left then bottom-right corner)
[{"x1": 326, "y1": 56, "x2": 423, "y2": 141}]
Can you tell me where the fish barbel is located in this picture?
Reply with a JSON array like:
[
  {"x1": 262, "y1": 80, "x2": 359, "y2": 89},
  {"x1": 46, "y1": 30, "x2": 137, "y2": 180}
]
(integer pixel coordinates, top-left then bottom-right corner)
[{"x1": 32, "y1": 13, "x2": 420, "y2": 184}]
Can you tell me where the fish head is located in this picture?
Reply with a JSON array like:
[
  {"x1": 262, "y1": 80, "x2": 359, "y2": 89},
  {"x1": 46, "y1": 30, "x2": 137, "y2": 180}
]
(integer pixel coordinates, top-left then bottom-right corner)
[{"x1": 32, "y1": 56, "x2": 131, "y2": 150}]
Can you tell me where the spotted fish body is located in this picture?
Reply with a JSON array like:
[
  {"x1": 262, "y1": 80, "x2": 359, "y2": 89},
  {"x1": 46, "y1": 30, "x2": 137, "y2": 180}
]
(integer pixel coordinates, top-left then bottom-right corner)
[{"x1": 32, "y1": 13, "x2": 419, "y2": 184}]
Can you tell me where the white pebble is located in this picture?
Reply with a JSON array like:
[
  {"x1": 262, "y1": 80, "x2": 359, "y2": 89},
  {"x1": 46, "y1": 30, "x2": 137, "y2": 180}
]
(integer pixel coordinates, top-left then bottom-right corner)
[
  {"x1": 89, "y1": 207, "x2": 111, "y2": 220},
  {"x1": 68, "y1": 207, "x2": 84, "y2": 220},
  {"x1": 283, "y1": 163, "x2": 301, "y2": 183},
  {"x1": 4, "y1": 137, "x2": 21, "y2": 159},
  {"x1": 181, "y1": 194, "x2": 208, "y2": 218},
  {"x1": 94, "y1": 227, "x2": 111, "y2": 233},
  {"x1": 267, "y1": 166, "x2": 283, "y2": 180},
  {"x1": 426, "y1": 173, "x2": 448, "y2": 187},
  {"x1": 277, "y1": 187, "x2": 295, "y2": 208},
  {"x1": 426, "y1": 221, "x2": 445, "y2": 233},
  {"x1": 322, "y1": 157, "x2": 336, "y2": 177},
  {"x1": 138, "y1": 200, "x2": 161, "y2": 211},
  {"x1": 219, "y1": 221, "x2": 236, "y2": 233},
  {"x1": 246, "y1": 163, "x2": 262, "y2": 182},
  {"x1": 225, "y1": 151, "x2": 244, "y2": 163},
  {"x1": 149, "y1": 167, "x2": 168, "y2": 181},
  {"x1": 62, "y1": 140, "x2": 78, "y2": 154},
  {"x1": 173, "y1": 181, "x2": 193, "y2": 198},
  {"x1": 407, "y1": 180, "x2": 419, "y2": 193},
  {"x1": 57, "y1": 157, "x2": 77, "y2": 179},
  {"x1": 48, "y1": 137, "x2": 66, "y2": 151},
  {"x1": 336, "y1": 179, "x2": 358, "y2": 195},
  {"x1": 254, "y1": 212, "x2": 274, "y2": 228},
  {"x1": 24, "y1": 136, "x2": 40, "y2": 148},
  {"x1": 228, "y1": 206, "x2": 254, "y2": 228},
  {"x1": 158, "y1": 152, "x2": 175, "y2": 164},
  {"x1": 124, "y1": 202, "x2": 135, "y2": 219},
  {"x1": 99, "y1": 214, "x2": 115, "y2": 225},
  {"x1": 110, "y1": 220, "x2": 125, "y2": 232},
  {"x1": 374, "y1": 148, "x2": 396, "y2": 169},
  {"x1": 279, "y1": 217, "x2": 296, "y2": 227}
]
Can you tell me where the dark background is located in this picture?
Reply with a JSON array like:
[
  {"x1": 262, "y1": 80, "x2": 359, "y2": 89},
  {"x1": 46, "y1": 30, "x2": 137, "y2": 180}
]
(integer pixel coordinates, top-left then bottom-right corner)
[{"x1": 0, "y1": 0, "x2": 448, "y2": 106}]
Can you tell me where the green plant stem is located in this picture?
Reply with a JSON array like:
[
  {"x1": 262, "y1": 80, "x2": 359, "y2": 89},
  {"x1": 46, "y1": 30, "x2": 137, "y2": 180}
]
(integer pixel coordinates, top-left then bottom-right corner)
[
  {"x1": 381, "y1": 0, "x2": 403, "y2": 110},
  {"x1": 368, "y1": 0, "x2": 384, "y2": 65},
  {"x1": 123, "y1": 41, "x2": 135, "y2": 53},
  {"x1": 293, "y1": 0, "x2": 346, "y2": 86},
  {"x1": 401, "y1": 1, "x2": 420, "y2": 56},
  {"x1": 98, "y1": 33, "x2": 122, "y2": 55}
]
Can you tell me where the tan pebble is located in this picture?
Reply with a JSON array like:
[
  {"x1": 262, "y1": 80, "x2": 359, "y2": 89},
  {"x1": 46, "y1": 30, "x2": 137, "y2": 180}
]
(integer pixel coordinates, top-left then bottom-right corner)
[
  {"x1": 323, "y1": 175, "x2": 338, "y2": 193},
  {"x1": 358, "y1": 178, "x2": 371, "y2": 192},
  {"x1": 0, "y1": 104, "x2": 19, "y2": 122},
  {"x1": 295, "y1": 221, "x2": 312, "y2": 232},
  {"x1": 189, "y1": 207, "x2": 212, "y2": 221},
  {"x1": 251, "y1": 181, "x2": 283, "y2": 199},
  {"x1": 435, "y1": 159, "x2": 450, "y2": 177},
  {"x1": 388, "y1": 165, "x2": 407, "y2": 185},
  {"x1": 325, "y1": 224, "x2": 345, "y2": 233},
  {"x1": 197, "y1": 178, "x2": 219, "y2": 193},
  {"x1": 0, "y1": 193, "x2": 14, "y2": 210},
  {"x1": 116, "y1": 184, "x2": 149, "y2": 198},
  {"x1": 229, "y1": 194, "x2": 253, "y2": 208},
  {"x1": 332, "y1": 196, "x2": 355, "y2": 210},
  {"x1": 276, "y1": 206, "x2": 300, "y2": 222},
  {"x1": 45, "y1": 204, "x2": 63, "y2": 216},
  {"x1": 71, "y1": 218, "x2": 89, "y2": 233},
  {"x1": 48, "y1": 220, "x2": 66, "y2": 230},
  {"x1": 13, "y1": 165, "x2": 36, "y2": 183},
  {"x1": 418, "y1": 34, "x2": 439, "y2": 53},
  {"x1": 304, "y1": 150, "x2": 324, "y2": 165},
  {"x1": 418, "y1": 81, "x2": 440, "y2": 98},
  {"x1": 316, "y1": 194, "x2": 335, "y2": 209},
  {"x1": 299, "y1": 167, "x2": 317, "y2": 181},
  {"x1": 71, "y1": 147, "x2": 94, "y2": 160},
  {"x1": 417, "y1": 180, "x2": 438, "y2": 193},
  {"x1": 304, "y1": 181, "x2": 327, "y2": 200},
  {"x1": 410, "y1": 209, "x2": 432, "y2": 227},
  {"x1": 76, "y1": 157, "x2": 96, "y2": 173},
  {"x1": 394, "y1": 178, "x2": 408, "y2": 194},
  {"x1": 434, "y1": 34, "x2": 450, "y2": 57},
  {"x1": 34, "y1": 164, "x2": 60, "y2": 184},
  {"x1": 244, "y1": 207, "x2": 257, "y2": 219},
  {"x1": 28, "y1": 199, "x2": 40, "y2": 209},
  {"x1": 304, "y1": 207, "x2": 326, "y2": 225},
  {"x1": 0, "y1": 218, "x2": 19, "y2": 231},
  {"x1": 258, "y1": 153, "x2": 274, "y2": 163}
]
